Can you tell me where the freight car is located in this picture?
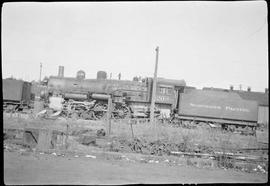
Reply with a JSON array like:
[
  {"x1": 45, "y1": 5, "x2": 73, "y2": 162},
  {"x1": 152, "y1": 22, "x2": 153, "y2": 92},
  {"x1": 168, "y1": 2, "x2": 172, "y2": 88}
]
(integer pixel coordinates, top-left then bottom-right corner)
[
  {"x1": 2, "y1": 78, "x2": 34, "y2": 112},
  {"x1": 172, "y1": 88, "x2": 258, "y2": 132},
  {"x1": 42, "y1": 67, "x2": 186, "y2": 120}
]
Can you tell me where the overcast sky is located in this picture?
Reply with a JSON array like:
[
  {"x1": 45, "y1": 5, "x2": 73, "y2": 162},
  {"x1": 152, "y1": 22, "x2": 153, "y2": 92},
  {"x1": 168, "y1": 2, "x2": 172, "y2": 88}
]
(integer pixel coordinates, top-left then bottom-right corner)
[{"x1": 1, "y1": 1, "x2": 268, "y2": 92}]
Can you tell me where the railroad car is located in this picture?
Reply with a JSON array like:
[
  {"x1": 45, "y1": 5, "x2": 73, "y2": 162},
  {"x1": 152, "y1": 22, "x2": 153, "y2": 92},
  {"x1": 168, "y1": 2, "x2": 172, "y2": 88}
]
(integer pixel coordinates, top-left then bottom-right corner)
[
  {"x1": 174, "y1": 89, "x2": 258, "y2": 130},
  {"x1": 2, "y1": 79, "x2": 33, "y2": 112}
]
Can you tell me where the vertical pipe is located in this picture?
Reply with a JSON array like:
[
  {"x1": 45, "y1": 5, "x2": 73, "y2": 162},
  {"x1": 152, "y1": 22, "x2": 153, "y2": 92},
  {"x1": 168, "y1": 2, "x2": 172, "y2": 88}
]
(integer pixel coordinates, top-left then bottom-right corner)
[{"x1": 150, "y1": 47, "x2": 159, "y2": 139}]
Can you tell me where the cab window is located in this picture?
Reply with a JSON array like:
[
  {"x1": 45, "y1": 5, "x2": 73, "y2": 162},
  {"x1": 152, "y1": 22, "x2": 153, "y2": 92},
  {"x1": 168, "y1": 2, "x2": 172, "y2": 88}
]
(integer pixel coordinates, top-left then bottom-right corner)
[{"x1": 159, "y1": 87, "x2": 173, "y2": 95}]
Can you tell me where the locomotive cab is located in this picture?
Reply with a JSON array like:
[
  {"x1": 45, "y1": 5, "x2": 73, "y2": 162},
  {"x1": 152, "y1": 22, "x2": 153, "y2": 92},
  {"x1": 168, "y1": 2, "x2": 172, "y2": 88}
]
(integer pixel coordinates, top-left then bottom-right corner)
[{"x1": 154, "y1": 78, "x2": 186, "y2": 118}]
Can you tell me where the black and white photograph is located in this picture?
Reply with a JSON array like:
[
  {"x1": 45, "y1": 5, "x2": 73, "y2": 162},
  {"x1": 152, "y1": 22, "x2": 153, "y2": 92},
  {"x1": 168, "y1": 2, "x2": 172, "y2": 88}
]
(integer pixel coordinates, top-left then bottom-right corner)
[{"x1": 2, "y1": 1, "x2": 268, "y2": 184}]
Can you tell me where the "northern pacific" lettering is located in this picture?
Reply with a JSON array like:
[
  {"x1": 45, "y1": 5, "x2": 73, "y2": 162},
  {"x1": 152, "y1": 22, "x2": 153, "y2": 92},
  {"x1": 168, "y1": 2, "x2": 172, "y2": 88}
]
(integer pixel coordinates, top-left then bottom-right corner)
[
  {"x1": 190, "y1": 103, "x2": 221, "y2": 109},
  {"x1": 225, "y1": 106, "x2": 249, "y2": 112},
  {"x1": 189, "y1": 103, "x2": 250, "y2": 112}
]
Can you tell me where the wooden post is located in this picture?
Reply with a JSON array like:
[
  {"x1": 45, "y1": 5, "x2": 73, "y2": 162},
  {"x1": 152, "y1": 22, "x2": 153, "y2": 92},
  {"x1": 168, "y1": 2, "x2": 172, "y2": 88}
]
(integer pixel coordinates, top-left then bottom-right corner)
[
  {"x1": 107, "y1": 96, "x2": 112, "y2": 135},
  {"x1": 150, "y1": 46, "x2": 159, "y2": 140},
  {"x1": 65, "y1": 124, "x2": 69, "y2": 150},
  {"x1": 130, "y1": 120, "x2": 134, "y2": 138},
  {"x1": 37, "y1": 129, "x2": 52, "y2": 151}
]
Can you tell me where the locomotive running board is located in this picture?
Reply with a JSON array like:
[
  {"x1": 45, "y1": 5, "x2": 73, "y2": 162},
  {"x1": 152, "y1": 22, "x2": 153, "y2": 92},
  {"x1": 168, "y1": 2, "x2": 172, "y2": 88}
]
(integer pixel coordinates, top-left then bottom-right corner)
[{"x1": 176, "y1": 115, "x2": 257, "y2": 127}]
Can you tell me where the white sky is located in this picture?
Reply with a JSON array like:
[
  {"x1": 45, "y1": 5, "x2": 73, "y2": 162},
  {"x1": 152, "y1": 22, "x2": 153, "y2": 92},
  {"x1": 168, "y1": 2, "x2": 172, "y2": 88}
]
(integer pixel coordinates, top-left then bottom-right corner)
[{"x1": 1, "y1": 1, "x2": 268, "y2": 92}]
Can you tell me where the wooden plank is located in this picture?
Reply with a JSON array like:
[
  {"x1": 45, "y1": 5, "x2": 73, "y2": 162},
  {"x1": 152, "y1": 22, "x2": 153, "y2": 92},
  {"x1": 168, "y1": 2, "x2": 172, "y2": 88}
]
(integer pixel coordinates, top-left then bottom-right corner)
[{"x1": 36, "y1": 129, "x2": 53, "y2": 151}]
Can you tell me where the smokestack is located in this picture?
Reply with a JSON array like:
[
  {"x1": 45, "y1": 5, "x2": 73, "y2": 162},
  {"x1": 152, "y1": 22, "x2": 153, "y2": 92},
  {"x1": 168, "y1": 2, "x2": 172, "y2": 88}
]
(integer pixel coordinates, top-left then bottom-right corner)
[
  {"x1": 97, "y1": 71, "x2": 107, "y2": 80},
  {"x1": 247, "y1": 87, "x2": 251, "y2": 92},
  {"x1": 58, "y1": 66, "x2": 64, "y2": 77}
]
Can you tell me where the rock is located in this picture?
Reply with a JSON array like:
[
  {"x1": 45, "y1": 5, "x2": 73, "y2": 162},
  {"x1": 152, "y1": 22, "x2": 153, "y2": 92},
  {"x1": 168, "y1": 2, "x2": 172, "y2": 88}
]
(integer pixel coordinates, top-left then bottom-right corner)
[{"x1": 78, "y1": 135, "x2": 96, "y2": 146}]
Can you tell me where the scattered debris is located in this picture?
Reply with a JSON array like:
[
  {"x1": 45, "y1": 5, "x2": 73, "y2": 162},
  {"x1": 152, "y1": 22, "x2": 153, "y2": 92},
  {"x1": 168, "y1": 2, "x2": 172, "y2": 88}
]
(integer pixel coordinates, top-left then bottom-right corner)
[
  {"x1": 50, "y1": 111, "x2": 62, "y2": 117},
  {"x1": 140, "y1": 158, "x2": 148, "y2": 163},
  {"x1": 257, "y1": 165, "x2": 266, "y2": 173},
  {"x1": 85, "y1": 155, "x2": 96, "y2": 159},
  {"x1": 36, "y1": 110, "x2": 47, "y2": 117},
  {"x1": 96, "y1": 129, "x2": 106, "y2": 137},
  {"x1": 208, "y1": 123, "x2": 219, "y2": 128}
]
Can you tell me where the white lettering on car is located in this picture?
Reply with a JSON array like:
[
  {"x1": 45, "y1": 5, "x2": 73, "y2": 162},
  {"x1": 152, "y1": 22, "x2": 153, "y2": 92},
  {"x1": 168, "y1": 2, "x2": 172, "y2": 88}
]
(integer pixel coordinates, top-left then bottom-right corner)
[{"x1": 189, "y1": 103, "x2": 250, "y2": 112}]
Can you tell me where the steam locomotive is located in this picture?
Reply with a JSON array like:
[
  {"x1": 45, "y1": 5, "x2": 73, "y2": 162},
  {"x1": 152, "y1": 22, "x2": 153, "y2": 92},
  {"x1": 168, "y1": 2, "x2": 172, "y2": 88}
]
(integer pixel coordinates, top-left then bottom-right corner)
[
  {"x1": 42, "y1": 69, "x2": 186, "y2": 120},
  {"x1": 2, "y1": 66, "x2": 259, "y2": 132}
]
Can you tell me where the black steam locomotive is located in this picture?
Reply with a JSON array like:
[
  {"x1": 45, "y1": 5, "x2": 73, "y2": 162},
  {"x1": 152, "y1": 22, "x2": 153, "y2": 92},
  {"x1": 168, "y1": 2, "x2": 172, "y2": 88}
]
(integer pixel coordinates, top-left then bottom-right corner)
[
  {"x1": 42, "y1": 69, "x2": 186, "y2": 120},
  {"x1": 3, "y1": 67, "x2": 260, "y2": 132}
]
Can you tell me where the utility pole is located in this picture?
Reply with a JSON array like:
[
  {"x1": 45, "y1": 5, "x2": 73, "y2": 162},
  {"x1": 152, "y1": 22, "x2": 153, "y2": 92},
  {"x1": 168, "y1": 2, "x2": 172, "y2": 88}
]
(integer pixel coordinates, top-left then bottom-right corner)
[
  {"x1": 39, "y1": 63, "x2": 42, "y2": 82},
  {"x1": 107, "y1": 96, "x2": 113, "y2": 135},
  {"x1": 150, "y1": 46, "x2": 159, "y2": 139}
]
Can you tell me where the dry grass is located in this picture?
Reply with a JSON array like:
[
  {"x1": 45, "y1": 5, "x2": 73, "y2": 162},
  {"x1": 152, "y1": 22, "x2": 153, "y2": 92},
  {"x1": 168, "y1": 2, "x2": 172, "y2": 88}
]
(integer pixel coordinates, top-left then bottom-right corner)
[
  {"x1": 109, "y1": 119, "x2": 261, "y2": 151},
  {"x1": 3, "y1": 115, "x2": 105, "y2": 134},
  {"x1": 4, "y1": 114, "x2": 267, "y2": 172},
  {"x1": 3, "y1": 114, "x2": 264, "y2": 151}
]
